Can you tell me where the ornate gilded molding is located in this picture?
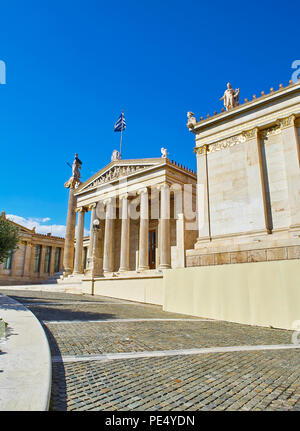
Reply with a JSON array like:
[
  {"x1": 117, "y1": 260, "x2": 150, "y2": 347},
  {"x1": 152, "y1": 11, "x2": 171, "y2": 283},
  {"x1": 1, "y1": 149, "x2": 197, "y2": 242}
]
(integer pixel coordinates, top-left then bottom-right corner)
[
  {"x1": 260, "y1": 125, "x2": 281, "y2": 138},
  {"x1": 242, "y1": 127, "x2": 259, "y2": 140},
  {"x1": 277, "y1": 114, "x2": 296, "y2": 129}
]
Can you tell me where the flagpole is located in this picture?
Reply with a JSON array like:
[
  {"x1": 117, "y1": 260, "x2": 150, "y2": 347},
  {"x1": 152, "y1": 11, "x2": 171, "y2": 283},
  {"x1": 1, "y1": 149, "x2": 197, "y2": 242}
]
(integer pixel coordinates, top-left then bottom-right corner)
[
  {"x1": 120, "y1": 109, "x2": 124, "y2": 159},
  {"x1": 120, "y1": 128, "x2": 123, "y2": 159}
]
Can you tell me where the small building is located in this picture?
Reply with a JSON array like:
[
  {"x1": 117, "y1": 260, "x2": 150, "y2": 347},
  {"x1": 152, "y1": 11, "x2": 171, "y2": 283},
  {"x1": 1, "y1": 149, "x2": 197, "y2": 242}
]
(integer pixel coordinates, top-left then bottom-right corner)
[{"x1": 0, "y1": 212, "x2": 64, "y2": 285}]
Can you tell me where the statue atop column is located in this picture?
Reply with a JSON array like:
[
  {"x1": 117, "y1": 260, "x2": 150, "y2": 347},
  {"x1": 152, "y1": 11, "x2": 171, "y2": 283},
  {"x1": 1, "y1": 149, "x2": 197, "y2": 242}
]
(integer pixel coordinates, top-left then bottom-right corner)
[
  {"x1": 220, "y1": 83, "x2": 240, "y2": 111},
  {"x1": 65, "y1": 153, "x2": 82, "y2": 189}
]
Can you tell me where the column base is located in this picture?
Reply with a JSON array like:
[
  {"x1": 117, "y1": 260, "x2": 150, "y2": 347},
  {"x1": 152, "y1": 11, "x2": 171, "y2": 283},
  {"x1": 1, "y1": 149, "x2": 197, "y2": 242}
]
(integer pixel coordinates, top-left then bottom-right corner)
[
  {"x1": 119, "y1": 267, "x2": 131, "y2": 272},
  {"x1": 158, "y1": 264, "x2": 171, "y2": 270},
  {"x1": 137, "y1": 266, "x2": 150, "y2": 272}
]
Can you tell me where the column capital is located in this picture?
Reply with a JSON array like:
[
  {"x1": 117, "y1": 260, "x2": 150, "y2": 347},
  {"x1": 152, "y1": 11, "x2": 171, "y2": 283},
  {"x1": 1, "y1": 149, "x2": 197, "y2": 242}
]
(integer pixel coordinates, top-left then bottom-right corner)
[
  {"x1": 194, "y1": 144, "x2": 209, "y2": 155},
  {"x1": 88, "y1": 203, "x2": 97, "y2": 210},
  {"x1": 75, "y1": 206, "x2": 87, "y2": 213},
  {"x1": 277, "y1": 114, "x2": 296, "y2": 129},
  {"x1": 242, "y1": 127, "x2": 259, "y2": 140},
  {"x1": 137, "y1": 187, "x2": 148, "y2": 196},
  {"x1": 157, "y1": 183, "x2": 170, "y2": 191},
  {"x1": 103, "y1": 197, "x2": 113, "y2": 207},
  {"x1": 119, "y1": 193, "x2": 129, "y2": 200}
]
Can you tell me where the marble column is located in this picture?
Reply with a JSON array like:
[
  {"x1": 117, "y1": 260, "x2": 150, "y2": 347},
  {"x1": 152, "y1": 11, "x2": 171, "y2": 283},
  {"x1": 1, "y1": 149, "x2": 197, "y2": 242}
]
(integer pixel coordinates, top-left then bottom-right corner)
[
  {"x1": 103, "y1": 199, "x2": 115, "y2": 273},
  {"x1": 90, "y1": 220, "x2": 104, "y2": 278},
  {"x1": 244, "y1": 127, "x2": 271, "y2": 234},
  {"x1": 73, "y1": 207, "x2": 86, "y2": 274},
  {"x1": 158, "y1": 184, "x2": 171, "y2": 269},
  {"x1": 279, "y1": 115, "x2": 300, "y2": 229},
  {"x1": 138, "y1": 188, "x2": 149, "y2": 271},
  {"x1": 195, "y1": 145, "x2": 211, "y2": 248},
  {"x1": 87, "y1": 203, "x2": 97, "y2": 260},
  {"x1": 63, "y1": 183, "x2": 78, "y2": 275},
  {"x1": 119, "y1": 194, "x2": 130, "y2": 272}
]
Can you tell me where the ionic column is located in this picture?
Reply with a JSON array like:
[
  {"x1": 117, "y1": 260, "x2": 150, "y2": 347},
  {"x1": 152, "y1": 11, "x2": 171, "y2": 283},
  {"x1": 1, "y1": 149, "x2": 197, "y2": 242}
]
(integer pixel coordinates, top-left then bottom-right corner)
[
  {"x1": 87, "y1": 203, "x2": 97, "y2": 260},
  {"x1": 63, "y1": 183, "x2": 78, "y2": 275},
  {"x1": 138, "y1": 188, "x2": 149, "y2": 271},
  {"x1": 119, "y1": 194, "x2": 130, "y2": 272},
  {"x1": 195, "y1": 145, "x2": 211, "y2": 248},
  {"x1": 103, "y1": 199, "x2": 115, "y2": 273},
  {"x1": 278, "y1": 115, "x2": 300, "y2": 228},
  {"x1": 73, "y1": 207, "x2": 86, "y2": 274},
  {"x1": 158, "y1": 184, "x2": 171, "y2": 269}
]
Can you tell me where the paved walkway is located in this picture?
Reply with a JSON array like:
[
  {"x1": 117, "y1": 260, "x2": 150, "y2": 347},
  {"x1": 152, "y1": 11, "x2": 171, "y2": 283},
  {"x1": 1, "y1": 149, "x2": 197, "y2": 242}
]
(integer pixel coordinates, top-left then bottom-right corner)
[{"x1": 1, "y1": 287, "x2": 300, "y2": 411}]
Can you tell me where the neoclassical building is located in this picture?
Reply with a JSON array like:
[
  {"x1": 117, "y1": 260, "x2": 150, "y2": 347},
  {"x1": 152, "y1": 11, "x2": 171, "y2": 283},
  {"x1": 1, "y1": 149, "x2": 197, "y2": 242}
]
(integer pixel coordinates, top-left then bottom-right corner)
[
  {"x1": 0, "y1": 212, "x2": 64, "y2": 285},
  {"x1": 60, "y1": 156, "x2": 197, "y2": 302}
]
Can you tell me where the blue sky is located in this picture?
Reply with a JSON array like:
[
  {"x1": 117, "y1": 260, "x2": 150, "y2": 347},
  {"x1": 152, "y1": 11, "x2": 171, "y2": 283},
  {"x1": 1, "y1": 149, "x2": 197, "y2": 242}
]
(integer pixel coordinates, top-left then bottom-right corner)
[{"x1": 0, "y1": 0, "x2": 299, "y2": 235}]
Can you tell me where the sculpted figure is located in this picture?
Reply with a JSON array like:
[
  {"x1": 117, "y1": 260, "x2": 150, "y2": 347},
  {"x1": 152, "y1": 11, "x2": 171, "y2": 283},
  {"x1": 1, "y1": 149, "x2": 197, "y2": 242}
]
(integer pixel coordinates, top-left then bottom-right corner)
[
  {"x1": 161, "y1": 147, "x2": 168, "y2": 158},
  {"x1": 187, "y1": 111, "x2": 197, "y2": 128},
  {"x1": 220, "y1": 83, "x2": 240, "y2": 111},
  {"x1": 111, "y1": 149, "x2": 121, "y2": 161},
  {"x1": 72, "y1": 153, "x2": 82, "y2": 180}
]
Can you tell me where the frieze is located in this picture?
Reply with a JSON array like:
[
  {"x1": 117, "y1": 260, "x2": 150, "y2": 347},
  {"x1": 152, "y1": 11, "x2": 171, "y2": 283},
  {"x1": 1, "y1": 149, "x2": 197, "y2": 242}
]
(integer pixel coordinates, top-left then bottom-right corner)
[{"x1": 83, "y1": 165, "x2": 151, "y2": 191}]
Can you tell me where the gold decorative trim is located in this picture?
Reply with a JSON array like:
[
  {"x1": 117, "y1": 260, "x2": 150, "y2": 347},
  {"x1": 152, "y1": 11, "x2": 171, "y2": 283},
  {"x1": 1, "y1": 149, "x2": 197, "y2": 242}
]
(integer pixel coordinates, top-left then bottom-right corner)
[{"x1": 277, "y1": 114, "x2": 296, "y2": 129}]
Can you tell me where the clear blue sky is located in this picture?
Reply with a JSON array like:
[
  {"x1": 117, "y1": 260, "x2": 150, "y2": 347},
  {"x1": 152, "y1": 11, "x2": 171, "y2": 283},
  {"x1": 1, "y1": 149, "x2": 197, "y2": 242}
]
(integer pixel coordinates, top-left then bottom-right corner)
[{"x1": 0, "y1": 0, "x2": 299, "y2": 235}]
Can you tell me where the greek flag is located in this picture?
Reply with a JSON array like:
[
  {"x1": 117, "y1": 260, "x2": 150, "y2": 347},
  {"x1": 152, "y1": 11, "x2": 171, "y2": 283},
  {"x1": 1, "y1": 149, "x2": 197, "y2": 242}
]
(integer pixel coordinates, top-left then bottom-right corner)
[{"x1": 114, "y1": 111, "x2": 126, "y2": 132}]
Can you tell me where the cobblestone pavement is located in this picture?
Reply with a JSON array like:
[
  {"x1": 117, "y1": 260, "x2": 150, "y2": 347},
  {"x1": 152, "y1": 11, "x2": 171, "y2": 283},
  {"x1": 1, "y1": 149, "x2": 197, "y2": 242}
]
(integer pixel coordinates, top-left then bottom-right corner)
[{"x1": 2, "y1": 288, "x2": 300, "y2": 411}]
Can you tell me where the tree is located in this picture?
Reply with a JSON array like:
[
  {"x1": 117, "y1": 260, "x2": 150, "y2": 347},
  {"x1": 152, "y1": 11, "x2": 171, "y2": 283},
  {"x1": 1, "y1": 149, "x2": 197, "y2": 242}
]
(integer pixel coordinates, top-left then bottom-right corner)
[{"x1": 0, "y1": 214, "x2": 20, "y2": 264}]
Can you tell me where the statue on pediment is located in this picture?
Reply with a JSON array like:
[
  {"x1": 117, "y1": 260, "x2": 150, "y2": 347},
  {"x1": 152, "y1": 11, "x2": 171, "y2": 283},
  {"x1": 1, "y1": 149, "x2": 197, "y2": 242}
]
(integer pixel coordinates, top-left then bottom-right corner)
[
  {"x1": 111, "y1": 149, "x2": 121, "y2": 161},
  {"x1": 220, "y1": 83, "x2": 240, "y2": 111},
  {"x1": 187, "y1": 111, "x2": 196, "y2": 128},
  {"x1": 161, "y1": 147, "x2": 168, "y2": 158}
]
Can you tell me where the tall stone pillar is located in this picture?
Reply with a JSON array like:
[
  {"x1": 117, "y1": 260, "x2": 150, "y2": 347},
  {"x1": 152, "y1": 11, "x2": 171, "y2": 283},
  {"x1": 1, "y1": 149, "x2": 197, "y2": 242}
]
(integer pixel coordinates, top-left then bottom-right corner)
[
  {"x1": 87, "y1": 203, "x2": 97, "y2": 260},
  {"x1": 63, "y1": 184, "x2": 78, "y2": 275},
  {"x1": 279, "y1": 115, "x2": 300, "y2": 229},
  {"x1": 138, "y1": 188, "x2": 149, "y2": 271},
  {"x1": 73, "y1": 207, "x2": 86, "y2": 275},
  {"x1": 119, "y1": 194, "x2": 130, "y2": 272},
  {"x1": 243, "y1": 127, "x2": 271, "y2": 234},
  {"x1": 63, "y1": 153, "x2": 82, "y2": 276},
  {"x1": 158, "y1": 184, "x2": 171, "y2": 269},
  {"x1": 103, "y1": 198, "x2": 115, "y2": 273},
  {"x1": 195, "y1": 145, "x2": 211, "y2": 248}
]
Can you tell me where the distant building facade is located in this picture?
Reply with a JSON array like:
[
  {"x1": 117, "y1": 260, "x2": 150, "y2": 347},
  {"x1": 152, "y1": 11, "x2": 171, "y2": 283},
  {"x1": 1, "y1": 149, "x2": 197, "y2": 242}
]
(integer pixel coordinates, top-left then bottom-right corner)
[{"x1": 0, "y1": 212, "x2": 64, "y2": 285}]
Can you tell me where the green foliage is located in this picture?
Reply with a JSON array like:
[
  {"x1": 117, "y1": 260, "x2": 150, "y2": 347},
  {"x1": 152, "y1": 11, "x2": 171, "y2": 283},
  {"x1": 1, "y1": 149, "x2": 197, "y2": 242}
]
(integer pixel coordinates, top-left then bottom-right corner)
[{"x1": 0, "y1": 217, "x2": 20, "y2": 264}]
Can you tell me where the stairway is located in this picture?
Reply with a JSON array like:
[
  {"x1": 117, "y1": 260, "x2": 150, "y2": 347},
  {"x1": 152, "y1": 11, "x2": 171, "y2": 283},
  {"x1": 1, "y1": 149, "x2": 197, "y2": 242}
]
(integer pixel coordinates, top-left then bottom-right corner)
[{"x1": 42, "y1": 271, "x2": 63, "y2": 284}]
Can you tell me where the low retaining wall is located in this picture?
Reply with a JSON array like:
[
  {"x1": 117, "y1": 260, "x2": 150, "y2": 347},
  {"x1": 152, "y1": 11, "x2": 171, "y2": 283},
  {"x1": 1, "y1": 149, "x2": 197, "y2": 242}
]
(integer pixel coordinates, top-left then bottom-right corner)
[
  {"x1": 83, "y1": 275, "x2": 163, "y2": 305},
  {"x1": 163, "y1": 259, "x2": 300, "y2": 330},
  {"x1": 0, "y1": 294, "x2": 52, "y2": 411}
]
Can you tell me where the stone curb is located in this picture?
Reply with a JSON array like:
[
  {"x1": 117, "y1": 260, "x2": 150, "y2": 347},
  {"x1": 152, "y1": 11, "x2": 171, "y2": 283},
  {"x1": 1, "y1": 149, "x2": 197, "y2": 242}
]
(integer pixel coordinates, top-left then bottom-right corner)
[{"x1": 0, "y1": 294, "x2": 52, "y2": 411}]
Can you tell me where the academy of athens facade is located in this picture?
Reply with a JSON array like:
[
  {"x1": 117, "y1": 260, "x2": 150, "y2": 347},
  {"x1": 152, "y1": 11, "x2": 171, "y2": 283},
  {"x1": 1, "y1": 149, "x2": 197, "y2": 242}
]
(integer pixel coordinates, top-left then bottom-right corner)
[
  {"x1": 59, "y1": 156, "x2": 198, "y2": 303},
  {"x1": 60, "y1": 79, "x2": 300, "y2": 329}
]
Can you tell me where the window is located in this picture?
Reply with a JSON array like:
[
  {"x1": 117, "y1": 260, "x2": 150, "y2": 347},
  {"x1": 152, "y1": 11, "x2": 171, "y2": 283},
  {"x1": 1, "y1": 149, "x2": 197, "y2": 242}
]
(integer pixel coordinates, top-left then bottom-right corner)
[
  {"x1": 3, "y1": 250, "x2": 13, "y2": 270},
  {"x1": 44, "y1": 246, "x2": 51, "y2": 273},
  {"x1": 34, "y1": 245, "x2": 42, "y2": 273}
]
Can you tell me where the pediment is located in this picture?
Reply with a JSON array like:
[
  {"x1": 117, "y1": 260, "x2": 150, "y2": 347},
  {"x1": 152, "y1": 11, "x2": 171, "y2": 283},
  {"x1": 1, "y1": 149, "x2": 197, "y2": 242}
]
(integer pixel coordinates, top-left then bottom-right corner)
[{"x1": 78, "y1": 160, "x2": 161, "y2": 193}]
